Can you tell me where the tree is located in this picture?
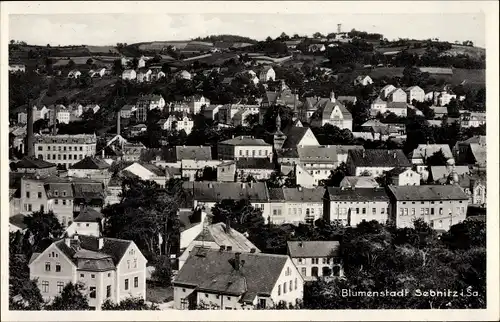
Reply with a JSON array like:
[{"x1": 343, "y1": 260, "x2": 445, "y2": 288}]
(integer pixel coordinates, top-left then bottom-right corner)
[
  {"x1": 196, "y1": 166, "x2": 217, "y2": 181},
  {"x1": 102, "y1": 297, "x2": 160, "y2": 310},
  {"x1": 425, "y1": 149, "x2": 448, "y2": 166},
  {"x1": 321, "y1": 162, "x2": 349, "y2": 187},
  {"x1": 86, "y1": 58, "x2": 94, "y2": 66},
  {"x1": 150, "y1": 255, "x2": 173, "y2": 287},
  {"x1": 67, "y1": 59, "x2": 76, "y2": 69},
  {"x1": 446, "y1": 98, "x2": 460, "y2": 118},
  {"x1": 45, "y1": 283, "x2": 90, "y2": 310},
  {"x1": 23, "y1": 210, "x2": 64, "y2": 254},
  {"x1": 313, "y1": 32, "x2": 324, "y2": 39},
  {"x1": 211, "y1": 199, "x2": 265, "y2": 235}
]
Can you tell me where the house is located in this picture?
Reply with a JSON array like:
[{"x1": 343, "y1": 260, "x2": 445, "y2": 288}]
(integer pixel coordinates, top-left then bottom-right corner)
[
  {"x1": 273, "y1": 125, "x2": 319, "y2": 151},
  {"x1": 129, "y1": 124, "x2": 147, "y2": 137},
  {"x1": 323, "y1": 187, "x2": 390, "y2": 226},
  {"x1": 336, "y1": 96, "x2": 358, "y2": 106},
  {"x1": 201, "y1": 104, "x2": 222, "y2": 120},
  {"x1": 258, "y1": 66, "x2": 276, "y2": 83},
  {"x1": 161, "y1": 114, "x2": 194, "y2": 134},
  {"x1": 67, "y1": 70, "x2": 81, "y2": 79},
  {"x1": 308, "y1": 44, "x2": 326, "y2": 52},
  {"x1": 353, "y1": 75, "x2": 373, "y2": 87},
  {"x1": 120, "y1": 105, "x2": 137, "y2": 119},
  {"x1": 387, "y1": 185, "x2": 469, "y2": 230},
  {"x1": 68, "y1": 157, "x2": 111, "y2": 185},
  {"x1": 217, "y1": 136, "x2": 272, "y2": 160},
  {"x1": 137, "y1": 56, "x2": 146, "y2": 68},
  {"x1": 339, "y1": 176, "x2": 379, "y2": 188},
  {"x1": 309, "y1": 93, "x2": 353, "y2": 131},
  {"x1": 47, "y1": 105, "x2": 71, "y2": 125},
  {"x1": 182, "y1": 181, "x2": 270, "y2": 218},
  {"x1": 122, "y1": 69, "x2": 137, "y2": 81},
  {"x1": 121, "y1": 142, "x2": 147, "y2": 162},
  {"x1": 173, "y1": 246, "x2": 303, "y2": 309},
  {"x1": 453, "y1": 136, "x2": 486, "y2": 168},
  {"x1": 410, "y1": 144, "x2": 455, "y2": 173},
  {"x1": 136, "y1": 68, "x2": 152, "y2": 83},
  {"x1": 178, "y1": 222, "x2": 260, "y2": 270},
  {"x1": 17, "y1": 105, "x2": 49, "y2": 124},
  {"x1": 188, "y1": 95, "x2": 210, "y2": 114},
  {"x1": 10, "y1": 214, "x2": 27, "y2": 233},
  {"x1": 235, "y1": 158, "x2": 275, "y2": 181},
  {"x1": 347, "y1": 149, "x2": 412, "y2": 177},
  {"x1": 136, "y1": 94, "x2": 166, "y2": 122},
  {"x1": 9, "y1": 63, "x2": 26, "y2": 73},
  {"x1": 428, "y1": 165, "x2": 471, "y2": 184},
  {"x1": 217, "y1": 161, "x2": 237, "y2": 182},
  {"x1": 380, "y1": 85, "x2": 397, "y2": 100},
  {"x1": 13, "y1": 157, "x2": 58, "y2": 176},
  {"x1": 405, "y1": 86, "x2": 425, "y2": 103},
  {"x1": 270, "y1": 187, "x2": 324, "y2": 225},
  {"x1": 29, "y1": 235, "x2": 147, "y2": 310},
  {"x1": 287, "y1": 241, "x2": 342, "y2": 281},
  {"x1": 295, "y1": 146, "x2": 339, "y2": 185},
  {"x1": 123, "y1": 162, "x2": 167, "y2": 188},
  {"x1": 33, "y1": 133, "x2": 97, "y2": 169},
  {"x1": 65, "y1": 207, "x2": 104, "y2": 237},
  {"x1": 84, "y1": 104, "x2": 101, "y2": 114},
  {"x1": 430, "y1": 106, "x2": 448, "y2": 118},
  {"x1": 385, "y1": 167, "x2": 421, "y2": 186},
  {"x1": 461, "y1": 112, "x2": 486, "y2": 128},
  {"x1": 150, "y1": 67, "x2": 166, "y2": 81},
  {"x1": 177, "y1": 70, "x2": 192, "y2": 80},
  {"x1": 89, "y1": 68, "x2": 106, "y2": 78}
]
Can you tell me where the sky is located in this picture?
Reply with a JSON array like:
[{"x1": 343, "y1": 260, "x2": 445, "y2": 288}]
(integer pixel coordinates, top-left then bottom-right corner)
[{"x1": 9, "y1": 13, "x2": 485, "y2": 48}]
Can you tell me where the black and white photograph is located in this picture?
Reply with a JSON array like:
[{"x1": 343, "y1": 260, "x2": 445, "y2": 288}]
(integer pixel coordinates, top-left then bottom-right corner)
[{"x1": 1, "y1": 1, "x2": 498, "y2": 320}]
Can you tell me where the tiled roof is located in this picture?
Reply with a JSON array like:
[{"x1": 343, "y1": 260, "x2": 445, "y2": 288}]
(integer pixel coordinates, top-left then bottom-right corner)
[
  {"x1": 163, "y1": 146, "x2": 213, "y2": 161},
  {"x1": 179, "y1": 209, "x2": 202, "y2": 232},
  {"x1": 174, "y1": 246, "x2": 287, "y2": 301},
  {"x1": 194, "y1": 222, "x2": 260, "y2": 252},
  {"x1": 339, "y1": 176, "x2": 379, "y2": 188},
  {"x1": 386, "y1": 102, "x2": 408, "y2": 109},
  {"x1": 34, "y1": 134, "x2": 97, "y2": 145},
  {"x1": 297, "y1": 146, "x2": 339, "y2": 163},
  {"x1": 282, "y1": 187, "x2": 324, "y2": 203},
  {"x1": 430, "y1": 166, "x2": 470, "y2": 182},
  {"x1": 331, "y1": 145, "x2": 364, "y2": 155},
  {"x1": 277, "y1": 148, "x2": 299, "y2": 159},
  {"x1": 282, "y1": 127, "x2": 311, "y2": 149},
  {"x1": 140, "y1": 163, "x2": 165, "y2": 176},
  {"x1": 388, "y1": 184, "x2": 469, "y2": 201},
  {"x1": 70, "y1": 157, "x2": 110, "y2": 170},
  {"x1": 348, "y1": 149, "x2": 411, "y2": 168},
  {"x1": 74, "y1": 207, "x2": 104, "y2": 223},
  {"x1": 219, "y1": 136, "x2": 270, "y2": 147},
  {"x1": 236, "y1": 158, "x2": 274, "y2": 170},
  {"x1": 268, "y1": 188, "x2": 285, "y2": 201},
  {"x1": 470, "y1": 144, "x2": 486, "y2": 166},
  {"x1": 287, "y1": 241, "x2": 340, "y2": 258},
  {"x1": 325, "y1": 187, "x2": 389, "y2": 202},
  {"x1": 10, "y1": 214, "x2": 27, "y2": 230},
  {"x1": 72, "y1": 182, "x2": 106, "y2": 200},
  {"x1": 121, "y1": 104, "x2": 136, "y2": 111},
  {"x1": 16, "y1": 157, "x2": 56, "y2": 169},
  {"x1": 430, "y1": 106, "x2": 448, "y2": 115},
  {"x1": 78, "y1": 235, "x2": 132, "y2": 265},
  {"x1": 45, "y1": 182, "x2": 74, "y2": 199},
  {"x1": 184, "y1": 182, "x2": 269, "y2": 203},
  {"x1": 337, "y1": 96, "x2": 357, "y2": 104}
]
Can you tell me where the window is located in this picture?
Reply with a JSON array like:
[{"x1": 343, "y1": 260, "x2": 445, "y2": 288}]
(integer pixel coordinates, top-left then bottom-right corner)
[
  {"x1": 57, "y1": 282, "x2": 64, "y2": 293},
  {"x1": 134, "y1": 277, "x2": 139, "y2": 288},
  {"x1": 79, "y1": 147, "x2": 83, "y2": 151},
  {"x1": 356, "y1": 208, "x2": 360, "y2": 214},
  {"x1": 108, "y1": 273, "x2": 111, "y2": 277},
  {"x1": 216, "y1": 294, "x2": 220, "y2": 299},
  {"x1": 79, "y1": 155, "x2": 83, "y2": 159},
  {"x1": 239, "y1": 150, "x2": 243, "y2": 156},
  {"x1": 91, "y1": 274, "x2": 95, "y2": 278},
  {"x1": 404, "y1": 208, "x2": 408, "y2": 216},
  {"x1": 38, "y1": 146, "x2": 43, "y2": 151},
  {"x1": 372, "y1": 208, "x2": 376, "y2": 215},
  {"x1": 106, "y1": 285, "x2": 111, "y2": 297},
  {"x1": 62, "y1": 200, "x2": 66, "y2": 206},
  {"x1": 278, "y1": 285, "x2": 281, "y2": 295},
  {"x1": 439, "y1": 208, "x2": 443, "y2": 215},
  {"x1": 381, "y1": 208, "x2": 385, "y2": 214},
  {"x1": 42, "y1": 281, "x2": 49, "y2": 293},
  {"x1": 56, "y1": 264, "x2": 61, "y2": 272},
  {"x1": 227, "y1": 296, "x2": 231, "y2": 301},
  {"x1": 47, "y1": 146, "x2": 51, "y2": 151},
  {"x1": 127, "y1": 260, "x2": 130, "y2": 269},
  {"x1": 362, "y1": 208, "x2": 366, "y2": 215},
  {"x1": 38, "y1": 192, "x2": 42, "y2": 199},
  {"x1": 45, "y1": 262, "x2": 51, "y2": 271},
  {"x1": 298, "y1": 258, "x2": 303, "y2": 264},
  {"x1": 323, "y1": 258, "x2": 328, "y2": 264},
  {"x1": 125, "y1": 279, "x2": 129, "y2": 290},
  {"x1": 411, "y1": 208, "x2": 416, "y2": 216},
  {"x1": 301, "y1": 267, "x2": 307, "y2": 276},
  {"x1": 289, "y1": 280, "x2": 293, "y2": 292},
  {"x1": 205, "y1": 293, "x2": 208, "y2": 298},
  {"x1": 63, "y1": 147, "x2": 67, "y2": 151},
  {"x1": 68, "y1": 155, "x2": 72, "y2": 160},
  {"x1": 283, "y1": 282, "x2": 287, "y2": 293},
  {"x1": 26, "y1": 191, "x2": 30, "y2": 198},
  {"x1": 431, "y1": 208, "x2": 435, "y2": 215},
  {"x1": 295, "y1": 278, "x2": 298, "y2": 290},
  {"x1": 80, "y1": 274, "x2": 84, "y2": 278},
  {"x1": 47, "y1": 154, "x2": 51, "y2": 160},
  {"x1": 90, "y1": 287, "x2": 96, "y2": 298},
  {"x1": 134, "y1": 259, "x2": 137, "y2": 268}
]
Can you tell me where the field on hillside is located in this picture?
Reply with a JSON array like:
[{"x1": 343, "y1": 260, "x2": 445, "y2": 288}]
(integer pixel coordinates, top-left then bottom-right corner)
[{"x1": 442, "y1": 45, "x2": 486, "y2": 60}]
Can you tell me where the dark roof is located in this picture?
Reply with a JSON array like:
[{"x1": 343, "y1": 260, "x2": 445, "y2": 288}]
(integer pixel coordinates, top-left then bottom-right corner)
[
  {"x1": 10, "y1": 214, "x2": 27, "y2": 230},
  {"x1": 184, "y1": 182, "x2": 269, "y2": 202},
  {"x1": 78, "y1": 235, "x2": 132, "y2": 265},
  {"x1": 179, "y1": 209, "x2": 202, "y2": 232},
  {"x1": 70, "y1": 157, "x2": 110, "y2": 170},
  {"x1": 387, "y1": 185, "x2": 469, "y2": 201},
  {"x1": 193, "y1": 223, "x2": 260, "y2": 252},
  {"x1": 277, "y1": 148, "x2": 299, "y2": 159},
  {"x1": 74, "y1": 208, "x2": 104, "y2": 223},
  {"x1": 72, "y1": 182, "x2": 105, "y2": 200},
  {"x1": 283, "y1": 187, "x2": 324, "y2": 203},
  {"x1": 348, "y1": 149, "x2": 411, "y2": 168},
  {"x1": 139, "y1": 163, "x2": 165, "y2": 176},
  {"x1": 163, "y1": 146, "x2": 213, "y2": 162},
  {"x1": 236, "y1": 158, "x2": 274, "y2": 170},
  {"x1": 386, "y1": 167, "x2": 413, "y2": 176},
  {"x1": 16, "y1": 157, "x2": 56, "y2": 169},
  {"x1": 219, "y1": 136, "x2": 270, "y2": 147},
  {"x1": 268, "y1": 188, "x2": 285, "y2": 201},
  {"x1": 174, "y1": 246, "x2": 288, "y2": 300},
  {"x1": 325, "y1": 187, "x2": 389, "y2": 202},
  {"x1": 287, "y1": 241, "x2": 340, "y2": 258},
  {"x1": 282, "y1": 127, "x2": 310, "y2": 149}
]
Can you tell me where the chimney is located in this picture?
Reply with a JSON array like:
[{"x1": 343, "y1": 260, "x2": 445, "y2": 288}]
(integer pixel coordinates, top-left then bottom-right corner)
[
  {"x1": 330, "y1": 91, "x2": 336, "y2": 103},
  {"x1": 250, "y1": 248, "x2": 256, "y2": 253},
  {"x1": 116, "y1": 111, "x2": 121, "y2": 136},
  {"x1": 98, "y1": 237, "x2": 104, "y2": 250},
  {"x1": 225, "y1": 216, "x2": 231, "y2": 233},
  {"x1": 226, "y1": 246, "x2": 232, "y2": 251},
  {"x1": 234, "y1": 252, "x2": 241, "y2": 271},
  {"x1": 219, "y1": 245, "x2": 226, "y2": 251},
  {"x1": 101, "y1": 149, "x2": 105, "y2": 158},
  {"x1": 26, "y1": 101, "x2": 34, "y2": 157}
]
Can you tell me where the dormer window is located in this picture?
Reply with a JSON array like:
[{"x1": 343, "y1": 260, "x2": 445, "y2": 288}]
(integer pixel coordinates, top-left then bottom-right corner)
[
  {"x1": 54, "y1": 190, "x2": 59, "y2": 196},
  {"x1": 62, "y1": 191, "x2": 66, "y2": 197}
]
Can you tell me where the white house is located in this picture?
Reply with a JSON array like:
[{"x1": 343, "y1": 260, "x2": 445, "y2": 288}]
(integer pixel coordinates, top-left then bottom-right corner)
[
  {"x1": 405, "y1": 86, "x2": 425, "y2": 103},
  {"x1": 68, "y1": 70, "x2": 81, "y2": 79},
  {"x1": 353, "y1": 75, "x2": 373, "y2": 86},
  {"x1": 122, "y1": 69, "x2": 137, "y2": 81},
  {"x1": 287, "y1": 241, "x2": 343, "y2": 281},
  {"x1": 123, "y1": 162, "x2": 167, "y2": 188},
  {"x1": 189, "y1": 95, "x2": 210, "y2": 114},
  {"x1": 259, "y1": 66, "x2": 276, "y2": 83},
  {"x1": 65, "y1": 207, "x2": 104, "y2": 237}
]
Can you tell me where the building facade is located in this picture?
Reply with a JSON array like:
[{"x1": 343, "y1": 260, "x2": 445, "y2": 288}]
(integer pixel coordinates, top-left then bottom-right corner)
[{"x1": 34, "y1": 134, "x2": 97, "y2": 169}]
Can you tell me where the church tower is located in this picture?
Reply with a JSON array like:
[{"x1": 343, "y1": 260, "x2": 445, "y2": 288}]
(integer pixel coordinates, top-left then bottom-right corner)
[{"x1": 273, "y1": 113, "x2": 287, "y2": 151}]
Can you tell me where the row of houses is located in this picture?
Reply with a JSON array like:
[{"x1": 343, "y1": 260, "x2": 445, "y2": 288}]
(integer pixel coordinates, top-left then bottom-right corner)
[{"x1": 17, "y1": 103, "x2": 100, "y2": 125}]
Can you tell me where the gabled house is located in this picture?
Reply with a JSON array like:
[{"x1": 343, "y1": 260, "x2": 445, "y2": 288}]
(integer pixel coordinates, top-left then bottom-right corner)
[
  {"x1": 287, "y1": 241, "x2": 343, "y2": 281},
  {"x1": 120, "y1": 105, "x2": 137, "y2": 119},
  {"x1": 410, "y1": 144, "x2": 455, "y2": 173},
  {"x1": 29, "y1": 235, "x2": 147, "y2": 310},
  {"x1": 308, "y1": 92, "x2": 353, "y2": 130},
  {"x1": 258, "y1": 66, "x2": 276, "y2": 83},
  {"x1": 405, "y1": 86, "x2": 425, "y2": 103},
  {"x1": 68, "y1": 70, "x2": 81, "y2": 79},
  {"x1": 136, "y1": 68, "x2": 152, "y2": 83},
  {"x1": 217, "y1": 136, "x2": 272, "y2": 160},
  {"x1": 68, "y1": 157, "x2": 112, "y2": 185},
  {"x1": 173, "y1": 246, "x2": 303, "y2": 309},
  {"x1": 122, "y1": 69, "x2": 137, "y2": 80},
  {"x1": 65, "y1": 207, "x2": 104, "y2": 237},
  {"x1": 188, "y1": 95, "x2": 210, "y2": 115},
  {"x1": 89, "y1": 68, "x2": 106, "y2": 78},
  {"x1": 385, "y1": 167, "x2": 421, "y2": 186},
  {"x1": 123, "y1": 162, "x2": 167, "y2": 188},
  {"x1": 347, "y1": 149, "x2": 412, "y2": 177},
  {"x1": 177, "y1": 70, "x2": 192, "y2": 80},
  {"x1": 353, "y1": 75, "x2": 373, "y2": 86}
]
